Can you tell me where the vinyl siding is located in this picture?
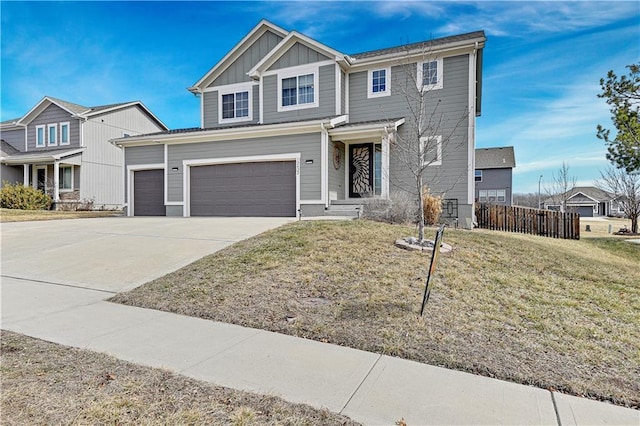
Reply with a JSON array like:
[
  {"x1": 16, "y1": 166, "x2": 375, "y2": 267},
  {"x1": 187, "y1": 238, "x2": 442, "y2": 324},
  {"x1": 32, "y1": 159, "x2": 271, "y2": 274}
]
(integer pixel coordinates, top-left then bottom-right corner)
[
  {"x1": 328, "y1": 141, "x2": 345, "y2": 200},
  {"x1": 82, "y1": 106, "x2": 165, "y2": 207},
  {"x1": 347, "y1": 55, "x2": 472, "y2": 209},
  {"x1": 1, "y1": 164, "x2": 23, "y2": 185},
  {"x1": 210, "y1": 30, "x2": 283, "y2": 87},
  {"x1": 203, "y1": 85, "x2": 259, "y2": 128},
  {"x1": 26, "y1": 104, "x2": 80, "y2": 151},
  {"x1": 166, "y1": 133, "x2": 321, "y2": 202},
  {"x1": 1, "y1": 128, "x2": 25, "y2": 151},
  {"x1": 475, "y1": 168, "x2": 512, "y2": 205},
  {"x1": 263, "y1": 64, "x2": 336, "y2": 123},
  {"x1": 268, "y1": 42, "x2": 330, "y2": 71}
]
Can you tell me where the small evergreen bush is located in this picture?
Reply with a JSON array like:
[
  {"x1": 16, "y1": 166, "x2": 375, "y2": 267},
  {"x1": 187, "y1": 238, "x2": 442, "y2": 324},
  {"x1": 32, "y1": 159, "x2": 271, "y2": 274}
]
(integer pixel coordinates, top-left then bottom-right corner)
[{"x1": 0, "y1": 181, "x2": 52, "y2": 210}]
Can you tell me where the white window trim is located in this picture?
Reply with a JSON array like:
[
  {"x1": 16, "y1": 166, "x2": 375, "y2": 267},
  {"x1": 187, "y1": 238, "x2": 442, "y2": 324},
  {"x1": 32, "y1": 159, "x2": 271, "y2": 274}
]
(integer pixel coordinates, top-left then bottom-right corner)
[
  {"x1": 36, "y1": 125, "x2": 45, "y2": 147},
  {"x1": 276, "y1": 64, "x2": 319, "y2": 112},
  {"x1": 60, "y1": 122, "x2": 70, "y2": 146},
  {"x1": 479, "y1": 190, "x2": 487, "y2": 202},
  {"x1": 475, "y1": 169, "x2": 482, "y2": 182},
  {"x1": 47, "y1": 123, "x2": 57, "y2": 146},
  {"x1": 497, "y1": 189, "x2": 506, "y2": 202},
  {"x1": 417, "y1": 58, "x2": 443, "y2": 91},
  {"x1": 59, "y1": 165, "x2": 74, "y2": 191},
  {"x1": 420, "y1": 135, "x2": 442, "y2": 167},
  {"x1": 217, "y1": 82, "x2": 254, "y2": 124},
  {"x1": 368, "y1": 67, "x2": 391, "y2": 98}
]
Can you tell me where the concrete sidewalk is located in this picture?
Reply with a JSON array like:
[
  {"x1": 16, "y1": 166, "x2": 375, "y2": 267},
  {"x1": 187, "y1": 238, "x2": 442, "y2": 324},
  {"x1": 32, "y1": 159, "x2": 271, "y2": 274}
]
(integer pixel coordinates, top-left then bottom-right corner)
[{"x1": 3, "y1": 278, "x2": 638, "y2": 425}]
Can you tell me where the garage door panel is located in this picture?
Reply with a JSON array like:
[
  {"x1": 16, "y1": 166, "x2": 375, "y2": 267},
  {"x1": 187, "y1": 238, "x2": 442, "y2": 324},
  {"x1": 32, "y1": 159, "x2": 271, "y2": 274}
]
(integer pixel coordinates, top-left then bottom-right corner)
[
  {"x1": 190, "y1": 161, "x2": 296, "y2": 217},
  {"x1": 134, "y1": 169, "x2": 165, "y2": 216}
]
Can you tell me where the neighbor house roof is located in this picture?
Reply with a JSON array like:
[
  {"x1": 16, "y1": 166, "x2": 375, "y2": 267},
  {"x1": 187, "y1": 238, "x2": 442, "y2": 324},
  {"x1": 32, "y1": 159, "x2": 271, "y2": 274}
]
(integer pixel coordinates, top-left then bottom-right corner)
[
  {"x1": 475, "y1": 147, "x2": 515, "y2": 169},
  {"x1": 543, "y1": 186, "x2": 615, "y2": 205}
]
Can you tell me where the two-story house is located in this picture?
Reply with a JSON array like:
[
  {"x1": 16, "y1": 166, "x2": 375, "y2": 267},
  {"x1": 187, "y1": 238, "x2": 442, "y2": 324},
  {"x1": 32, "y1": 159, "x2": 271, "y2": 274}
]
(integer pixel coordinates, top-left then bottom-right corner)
[
  {"x1": 1, "y1": 96, "x2": 167, "y2": 209},
  {"x1": 475, "y1": 146, "x2": 516, "y2": 205},
  {"x1": 113, "y1": 20, "x2": 485, "y2": 227}
]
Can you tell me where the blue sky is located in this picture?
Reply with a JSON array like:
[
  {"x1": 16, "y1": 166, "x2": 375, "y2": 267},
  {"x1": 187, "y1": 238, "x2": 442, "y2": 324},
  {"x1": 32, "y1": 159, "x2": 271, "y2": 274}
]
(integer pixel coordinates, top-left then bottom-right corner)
[{"x1": 2, "y1": 1, "x2": 638, "y2": 193}]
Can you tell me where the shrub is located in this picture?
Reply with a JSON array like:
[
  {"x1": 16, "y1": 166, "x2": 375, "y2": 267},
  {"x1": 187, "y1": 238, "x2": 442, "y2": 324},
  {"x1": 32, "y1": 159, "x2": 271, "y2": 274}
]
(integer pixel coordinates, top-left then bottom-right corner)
[
  {"x1": 362, "y1": 191, "x2": 418, "y2": 224},
  {"x1": 422, "y1": 187, "x2": 443, "y2": 225},
  {"x1": 0, "y1": 181, "x2": 52, "y2": 210}
]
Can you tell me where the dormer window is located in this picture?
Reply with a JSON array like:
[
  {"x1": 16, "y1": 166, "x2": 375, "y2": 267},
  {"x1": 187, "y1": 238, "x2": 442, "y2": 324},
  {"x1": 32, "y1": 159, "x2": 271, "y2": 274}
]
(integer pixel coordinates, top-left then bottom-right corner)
[
  {"x1": 277, "y1": 65, "x2": 319, "y2": 112},
  {"x1": 368, "y1": 68, "x2": 391, "y2": 98},
  {"x1": 417, "y1": 58, "x2": 443, "y2": 91},
  {"x1": 217, "y1": 83, "x2": 253, "y2": 124}
]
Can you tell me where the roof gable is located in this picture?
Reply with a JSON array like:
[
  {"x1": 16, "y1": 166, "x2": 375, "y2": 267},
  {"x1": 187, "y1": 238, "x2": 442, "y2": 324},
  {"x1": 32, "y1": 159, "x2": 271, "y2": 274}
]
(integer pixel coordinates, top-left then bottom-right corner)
[
  {"x1": 475, "y1": 147, "x2": 515, "y2": 169},
  {"x1": 248, "y1": 31, "x2": 348, "y2": 78},
  {"x1": 18, "y1": 96, "x2": 87, "y2": 125},
  {"x1": 189, "y1": 20, "x2": 288, "y2": 92}
]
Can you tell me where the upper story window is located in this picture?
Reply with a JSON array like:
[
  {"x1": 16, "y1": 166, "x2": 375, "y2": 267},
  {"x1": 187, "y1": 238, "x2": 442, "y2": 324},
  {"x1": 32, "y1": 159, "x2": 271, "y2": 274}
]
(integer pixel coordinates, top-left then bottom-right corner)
[
  {"x1": 368, "y1": 68, "x2": 391, "y2": 98},
  {"x1": 217, "y1": 83, "x2": 253, "y2": 124},
  {"x1": 277, "y1": 65, "x2": 319, "y2": 112},
  {"x1": 475, "y1": 170, "x2": 482, "y2": 182},
  {"x1": 36, "y1": 125, "x2": 45, "y2": 147},
  {"x1": 420, "y1": 135, "x2": 442, "y2": 167},
  {"x1": 417, "y1": 58, "x2": 443, "y2": 91},
  {"x1": 60, "y1": 122, "x2": 70, "y2": 145},
  {"x1": 47, "y1": 123, "x2": 57, "y2": 146}
]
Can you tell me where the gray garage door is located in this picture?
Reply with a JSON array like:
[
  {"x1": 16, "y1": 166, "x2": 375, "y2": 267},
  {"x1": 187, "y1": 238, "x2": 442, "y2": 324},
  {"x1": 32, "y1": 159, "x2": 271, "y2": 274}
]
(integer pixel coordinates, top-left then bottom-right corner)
[
  {"x1": 575, "y1": 206, "x2": 593, "y2": 217},
  {"x1": 190, "y1": 161, "x2": 296, "y2": 217},
  {"x1": 133, "y1": 169, "x2": 165, "y2": 216}
]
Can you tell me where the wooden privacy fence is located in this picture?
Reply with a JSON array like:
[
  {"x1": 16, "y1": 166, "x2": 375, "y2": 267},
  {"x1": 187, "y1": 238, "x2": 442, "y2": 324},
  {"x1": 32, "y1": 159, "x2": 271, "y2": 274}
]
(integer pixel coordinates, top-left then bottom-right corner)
[{"x1": 476, "y1": 204, "x2": 580, "y2": 240}]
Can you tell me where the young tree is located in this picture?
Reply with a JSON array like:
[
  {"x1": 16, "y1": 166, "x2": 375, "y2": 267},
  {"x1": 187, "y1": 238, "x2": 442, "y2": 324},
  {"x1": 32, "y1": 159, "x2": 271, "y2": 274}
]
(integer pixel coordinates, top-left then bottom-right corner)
[
  {"x1": 596, "y1": 168, "x2": 640, "y2": 233},
  {"x1": 387, "y1": 51, "x2": 469, "y2": 241},
  {"x1": 597, "y1": 63, "x2": 640, "y2": 173},
  {"x1": 545, "y1": 162, "x2": 577, "y2": 212}
]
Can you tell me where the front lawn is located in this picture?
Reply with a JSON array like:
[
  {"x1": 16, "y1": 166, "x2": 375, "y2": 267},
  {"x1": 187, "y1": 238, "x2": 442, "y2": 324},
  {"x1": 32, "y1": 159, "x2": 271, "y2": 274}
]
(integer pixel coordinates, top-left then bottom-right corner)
[
  {"x1": 0, "y1": 208, "x2": 121, "y2": 222},
  {"x1": 111, "y1": 220, "x2": 640, "y2": 408},
  {"x1": 0, "y1": 331, "x2": 358, "y2": 425}
]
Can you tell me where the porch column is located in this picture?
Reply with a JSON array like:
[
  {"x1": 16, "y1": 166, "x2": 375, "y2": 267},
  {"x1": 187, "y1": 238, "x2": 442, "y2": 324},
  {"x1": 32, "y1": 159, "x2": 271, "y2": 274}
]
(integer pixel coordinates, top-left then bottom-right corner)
[
  {"x1": 23, "y1": 164, "x2": 29, "y2": 186},
  {"x1": 382, "y1": 135, "x2": 391, "y2": 199},
  {"x1": 53, "y1": 161, "x2": 60, "y2": 202}
]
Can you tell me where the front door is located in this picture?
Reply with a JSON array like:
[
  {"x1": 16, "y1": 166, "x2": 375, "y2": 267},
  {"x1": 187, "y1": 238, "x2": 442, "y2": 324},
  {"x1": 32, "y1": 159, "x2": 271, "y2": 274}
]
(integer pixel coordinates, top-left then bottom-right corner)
[
  {"x1": 36, "y1": 167, "x2": 46, "y2": 192},
  {"x1": 349, "y1": 144, "x2": 373, "y2": 198}
]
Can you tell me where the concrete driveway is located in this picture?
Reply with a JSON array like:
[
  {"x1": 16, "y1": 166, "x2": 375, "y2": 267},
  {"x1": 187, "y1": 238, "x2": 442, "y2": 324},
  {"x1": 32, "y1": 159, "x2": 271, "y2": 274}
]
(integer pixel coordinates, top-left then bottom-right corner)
[{"x1": 1, "y1": 216, "x2": 292, "y2": 324}]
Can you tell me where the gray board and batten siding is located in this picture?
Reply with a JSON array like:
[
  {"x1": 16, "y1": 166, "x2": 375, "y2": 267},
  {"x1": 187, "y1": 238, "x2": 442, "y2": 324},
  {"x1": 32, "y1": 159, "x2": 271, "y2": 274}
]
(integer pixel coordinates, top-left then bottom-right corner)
[
  {"x1": 26, "y1": 104, "x2": 80, "y2": 151},
  {"x1": 209, "y1": 30, "x2": 284, "y2": 87},
  {"x1": 267, "y1": 42, "x2": 331, "y2": 71},
  {"x1": 166, "y1": 132, "x2": 322, "y2": 203}
]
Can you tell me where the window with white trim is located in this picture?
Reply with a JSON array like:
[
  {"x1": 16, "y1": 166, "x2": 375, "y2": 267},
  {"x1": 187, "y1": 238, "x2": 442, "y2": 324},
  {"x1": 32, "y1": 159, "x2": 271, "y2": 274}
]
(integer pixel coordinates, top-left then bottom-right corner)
[
  {"x1": 48, "y1": 124, "x2": 57, "y2": 146},
  {"x1": 277, "y1": 66, "x2": 318, "y2": 112},
  {"x1": 59, "y1": 166, "x2": 73, "y2": 190},
  {"x1": 497, "y1": 189, "x2": 506, "y2": 202},
  {"x1": 60, "y1": 122, "x2": 70, "y2": 145},
  {"x1": 475, "y1": 170, "x2": 482, "y2": 182},
  {"x1": 368, "y1": 68, "x2": 390, "y2": 98},
  {"x1": 417, "y1": 58, "x2": 443, "y2": 91},
  {"x1": 479, "y1": 189, "x2": 506, "y2": 203},
  {"x1": 217, "y1": 83, "x2": 253, "y2": 123},
  {"x1": 36, "y1": 125, "x2": 45, "y2": 147},
  {"x1": 420, "y1": 135, "x2": 442, "y2": 167}
]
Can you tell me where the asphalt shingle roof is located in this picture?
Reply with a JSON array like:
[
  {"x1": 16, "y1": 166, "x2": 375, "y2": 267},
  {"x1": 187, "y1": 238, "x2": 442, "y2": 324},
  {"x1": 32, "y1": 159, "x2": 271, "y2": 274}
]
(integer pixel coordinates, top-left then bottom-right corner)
[{"x1": 475, "y1": 147, "x2": 516, "y2": 169}]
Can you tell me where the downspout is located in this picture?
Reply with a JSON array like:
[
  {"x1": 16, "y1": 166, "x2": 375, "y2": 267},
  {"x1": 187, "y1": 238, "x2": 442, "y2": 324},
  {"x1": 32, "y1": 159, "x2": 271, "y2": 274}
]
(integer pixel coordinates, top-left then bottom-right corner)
[{"x1": 320, "y1": 123, "x2": 329, "y2": 208}]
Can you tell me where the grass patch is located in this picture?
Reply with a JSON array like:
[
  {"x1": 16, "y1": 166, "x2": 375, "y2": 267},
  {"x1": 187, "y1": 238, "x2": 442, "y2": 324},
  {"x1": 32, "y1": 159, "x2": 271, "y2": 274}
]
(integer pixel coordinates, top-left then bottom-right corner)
[
  {"x1": 111, "y1": 220, "x2": 640, "y2": 408},
  {"x1": 0, "y1": 208, "x2": 121, "y2": 222},
  {"x1": 0, "y1": 331, "x2": 358, "y2": 425}
]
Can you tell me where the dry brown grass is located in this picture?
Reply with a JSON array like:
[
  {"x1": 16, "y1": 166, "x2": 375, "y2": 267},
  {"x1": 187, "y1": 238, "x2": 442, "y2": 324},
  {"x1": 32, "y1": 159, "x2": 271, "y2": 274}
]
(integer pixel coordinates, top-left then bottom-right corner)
[
  {"x1": 0, "y1": 208, "x2": 121, "y2": 222},
  {"x1": 580, "y1": 217, "x2": 637, "y2": 238},
  {"x1": 0, "y1": 331, "x2": 358, "y2": 426},
  {"x1": 111, "y1": 220, "x2": 640, "y2": 408}
]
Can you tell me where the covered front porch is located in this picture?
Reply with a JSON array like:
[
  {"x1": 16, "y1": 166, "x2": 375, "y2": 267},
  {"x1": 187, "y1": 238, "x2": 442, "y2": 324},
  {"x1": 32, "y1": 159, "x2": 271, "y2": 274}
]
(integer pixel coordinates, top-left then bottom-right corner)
[{"x1": 1, "y1": 148, "x2": 84, "y2": 207}]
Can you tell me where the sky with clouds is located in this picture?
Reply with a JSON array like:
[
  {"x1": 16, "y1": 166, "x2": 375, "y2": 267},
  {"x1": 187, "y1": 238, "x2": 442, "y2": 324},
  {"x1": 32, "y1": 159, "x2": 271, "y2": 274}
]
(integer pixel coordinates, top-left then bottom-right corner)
[{"x1": 1, "y1": 1, "x2": 638, "y2": 193}]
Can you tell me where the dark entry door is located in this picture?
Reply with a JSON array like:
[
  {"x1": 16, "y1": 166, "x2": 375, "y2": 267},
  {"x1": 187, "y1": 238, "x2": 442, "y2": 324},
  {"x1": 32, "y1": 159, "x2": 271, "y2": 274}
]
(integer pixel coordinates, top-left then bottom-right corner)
[
  {"x1": 37, "y1": 168, "x2": 46, "y2": 192},
  {"x1": 349, "y1": 144, "x2": 373, "y2": 198}
]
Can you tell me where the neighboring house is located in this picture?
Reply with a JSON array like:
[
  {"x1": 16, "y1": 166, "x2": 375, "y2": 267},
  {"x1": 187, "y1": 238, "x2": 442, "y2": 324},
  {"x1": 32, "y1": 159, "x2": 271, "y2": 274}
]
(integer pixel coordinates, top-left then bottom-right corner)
[
  {"x1": 113, "y1": 20, "x2": 485, "y2": 227},
  {"x1": 0, "y1": 97, "x2": 167, "y2": 209},
  {"x1": 542, "y1": 186, "x2": 623, "y2": 217},
  {"x1": 474, "y1": 146, "x2": 515, "y2": 205}
]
